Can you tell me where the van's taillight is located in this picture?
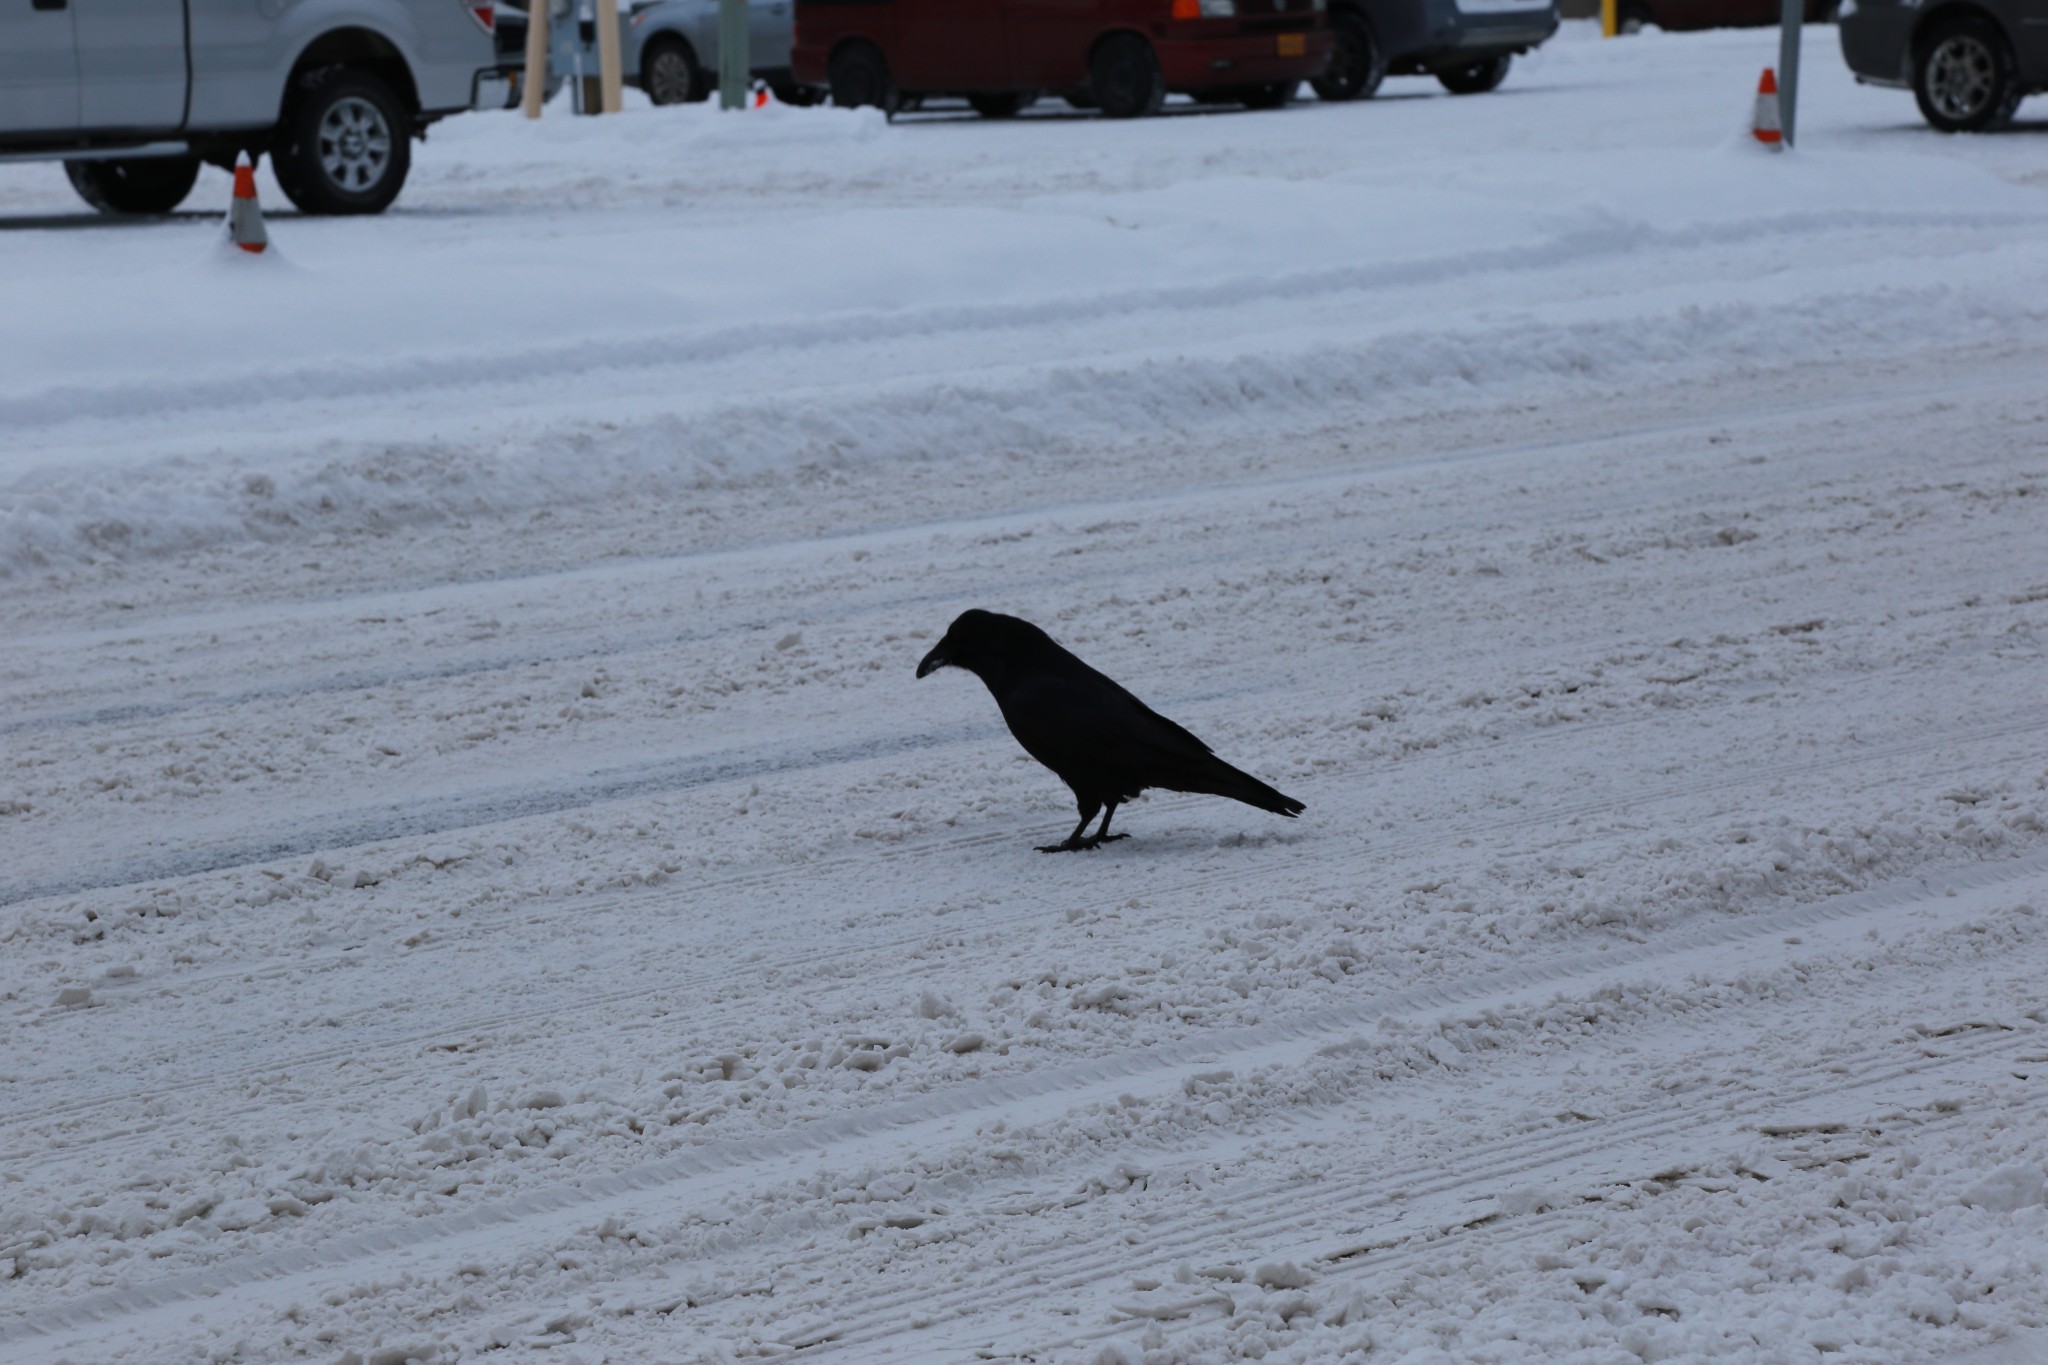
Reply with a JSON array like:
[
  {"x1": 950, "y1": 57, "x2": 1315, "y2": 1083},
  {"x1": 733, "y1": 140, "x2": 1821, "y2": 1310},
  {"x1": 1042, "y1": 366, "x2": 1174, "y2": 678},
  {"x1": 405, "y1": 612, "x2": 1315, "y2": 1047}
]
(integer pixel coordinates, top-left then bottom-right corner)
[
  {"x1": 461, "y1": 0, "x2": 496, "y2": 33},
  {"x1": 1172, "y1": 0, "x2": 1236, "y2": 15}
]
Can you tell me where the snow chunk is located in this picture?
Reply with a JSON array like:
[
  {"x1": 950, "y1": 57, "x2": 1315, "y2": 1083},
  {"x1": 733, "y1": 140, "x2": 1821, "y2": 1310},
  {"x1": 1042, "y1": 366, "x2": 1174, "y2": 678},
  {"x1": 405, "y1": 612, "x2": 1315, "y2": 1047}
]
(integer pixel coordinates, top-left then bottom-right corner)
[
  {"x1": 1254, "y1": 1260, "x2": 1316, "y2": 1289},
  {"x1": 1962, "y1": 1165, "x2": 2046, "y2": 1213}
]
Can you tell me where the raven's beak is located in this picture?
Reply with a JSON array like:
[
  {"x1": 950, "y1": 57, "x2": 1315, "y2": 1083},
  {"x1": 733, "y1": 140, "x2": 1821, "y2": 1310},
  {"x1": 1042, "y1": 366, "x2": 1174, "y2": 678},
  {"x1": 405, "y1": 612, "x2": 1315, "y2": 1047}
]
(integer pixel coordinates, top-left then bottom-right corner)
[{"x1": 915, "y1": 640, "x2": 951, "y2": 679}]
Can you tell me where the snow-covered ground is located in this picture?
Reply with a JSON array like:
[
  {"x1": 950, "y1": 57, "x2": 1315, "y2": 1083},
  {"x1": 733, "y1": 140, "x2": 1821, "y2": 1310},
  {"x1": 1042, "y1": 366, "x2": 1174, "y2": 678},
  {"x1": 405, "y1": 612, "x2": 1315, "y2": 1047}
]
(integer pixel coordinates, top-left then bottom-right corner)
[{"x1": 4, "y1": 23, "x2": 2048, "y2": 1364}]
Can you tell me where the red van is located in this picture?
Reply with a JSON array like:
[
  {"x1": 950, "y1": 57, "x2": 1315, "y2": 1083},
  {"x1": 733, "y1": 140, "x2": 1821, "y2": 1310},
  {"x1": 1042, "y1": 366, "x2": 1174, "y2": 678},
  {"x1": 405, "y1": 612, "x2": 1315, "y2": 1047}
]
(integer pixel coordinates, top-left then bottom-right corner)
[{"x1": 791, "y1": 0, "x2": 1334, "y2": 118}]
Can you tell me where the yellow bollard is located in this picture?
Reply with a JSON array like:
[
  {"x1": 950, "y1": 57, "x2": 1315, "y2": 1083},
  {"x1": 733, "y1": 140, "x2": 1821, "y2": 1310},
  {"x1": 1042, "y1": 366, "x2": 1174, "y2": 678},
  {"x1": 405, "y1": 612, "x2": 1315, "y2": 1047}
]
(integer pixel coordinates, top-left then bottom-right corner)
[{"x1": 1601, "y1": 0, "x2": 1617, "y2": 36}]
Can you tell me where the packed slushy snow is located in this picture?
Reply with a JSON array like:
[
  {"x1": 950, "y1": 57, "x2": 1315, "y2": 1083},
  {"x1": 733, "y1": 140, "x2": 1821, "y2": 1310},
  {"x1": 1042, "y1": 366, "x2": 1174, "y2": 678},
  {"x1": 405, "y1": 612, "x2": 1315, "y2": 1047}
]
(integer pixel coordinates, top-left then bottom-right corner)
[{"x1": 3, "y1": 22, "x2": 2047, "y2": 1365}]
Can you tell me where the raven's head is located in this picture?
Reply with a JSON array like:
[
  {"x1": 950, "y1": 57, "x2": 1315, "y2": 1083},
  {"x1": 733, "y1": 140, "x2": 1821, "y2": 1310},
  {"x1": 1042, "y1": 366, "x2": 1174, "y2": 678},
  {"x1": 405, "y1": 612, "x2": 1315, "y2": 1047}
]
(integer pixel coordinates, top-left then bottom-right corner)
[{"x1": 916, "y1": 609, "x2": 1049, "y2": 682}]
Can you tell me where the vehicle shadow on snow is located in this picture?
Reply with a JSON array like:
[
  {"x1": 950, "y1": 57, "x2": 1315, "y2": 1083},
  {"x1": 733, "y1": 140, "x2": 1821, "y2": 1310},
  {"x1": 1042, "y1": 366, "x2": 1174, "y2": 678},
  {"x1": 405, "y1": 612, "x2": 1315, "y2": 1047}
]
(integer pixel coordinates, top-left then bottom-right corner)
[
  {"x1": 892, "y1": 90, "x2": 1448, "y2": 125},
  {"x1": 0, "y1": 207, "x2": 230, "y2": 231}
]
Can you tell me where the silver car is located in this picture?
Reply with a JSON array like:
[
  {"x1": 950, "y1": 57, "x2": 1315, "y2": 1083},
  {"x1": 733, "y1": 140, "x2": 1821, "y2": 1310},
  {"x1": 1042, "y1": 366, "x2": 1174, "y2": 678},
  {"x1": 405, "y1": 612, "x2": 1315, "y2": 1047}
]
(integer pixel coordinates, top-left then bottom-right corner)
[
  {"x1": 623, "y1": 0, "x2": 821, "y2": 104},
  {"x1": 0, "y1": 0, "x2": 504, "y2": 215}
]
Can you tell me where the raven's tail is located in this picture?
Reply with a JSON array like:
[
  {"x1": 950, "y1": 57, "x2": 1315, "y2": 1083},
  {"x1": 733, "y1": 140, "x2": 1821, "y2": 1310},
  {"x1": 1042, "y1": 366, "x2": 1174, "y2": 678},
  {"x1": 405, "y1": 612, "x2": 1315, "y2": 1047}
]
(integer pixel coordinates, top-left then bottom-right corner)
[{"x1": 1178, "y1": 756, "x2": 1305, "y2": 818}]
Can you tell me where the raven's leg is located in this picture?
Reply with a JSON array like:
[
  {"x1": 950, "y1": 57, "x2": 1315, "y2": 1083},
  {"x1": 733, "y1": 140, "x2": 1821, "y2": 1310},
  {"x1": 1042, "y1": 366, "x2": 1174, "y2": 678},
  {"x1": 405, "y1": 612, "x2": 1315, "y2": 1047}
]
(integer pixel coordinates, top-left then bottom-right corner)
[
  {"x1": 1077, "y1": 801, "x2": 1130, "y2": 850},
  {"x1": 1038, "y1": 797, "x2": 1102, "y2": 853}
]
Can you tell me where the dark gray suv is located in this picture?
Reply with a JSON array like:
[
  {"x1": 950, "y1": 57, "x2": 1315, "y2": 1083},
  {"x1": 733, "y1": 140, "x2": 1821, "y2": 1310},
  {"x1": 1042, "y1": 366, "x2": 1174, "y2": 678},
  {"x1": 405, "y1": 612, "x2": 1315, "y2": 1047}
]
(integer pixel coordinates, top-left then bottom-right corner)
[{"x1": 1839, "y1": 0, "x2": 2048, "y2": 131}]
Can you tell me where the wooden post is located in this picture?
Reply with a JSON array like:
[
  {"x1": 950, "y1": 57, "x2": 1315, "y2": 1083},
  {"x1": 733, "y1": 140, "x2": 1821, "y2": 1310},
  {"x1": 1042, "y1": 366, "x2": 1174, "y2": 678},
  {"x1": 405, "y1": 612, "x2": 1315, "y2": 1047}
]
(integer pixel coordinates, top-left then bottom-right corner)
[
  {"x1": 521, "y1": 0, "x2": 551, "y2": 117},
  {"x1": 596, "y1": 0, "x2": 625, "y2": 113}
]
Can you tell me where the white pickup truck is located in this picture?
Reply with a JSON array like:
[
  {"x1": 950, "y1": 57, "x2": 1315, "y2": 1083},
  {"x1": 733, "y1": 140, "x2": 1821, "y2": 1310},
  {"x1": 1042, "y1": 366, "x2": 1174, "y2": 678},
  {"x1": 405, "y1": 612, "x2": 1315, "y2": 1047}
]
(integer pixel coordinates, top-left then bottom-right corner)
[{"x1": 0, "y1": 0, "x2": 509, "y2": 214}]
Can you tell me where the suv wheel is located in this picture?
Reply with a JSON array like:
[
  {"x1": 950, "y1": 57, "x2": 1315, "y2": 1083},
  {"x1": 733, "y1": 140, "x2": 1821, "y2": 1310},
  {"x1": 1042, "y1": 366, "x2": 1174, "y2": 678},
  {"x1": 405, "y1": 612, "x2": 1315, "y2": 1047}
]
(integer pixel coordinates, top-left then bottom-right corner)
[
  {"x1": 1914, "y1": 15, "x2": 2020, "y2": 132},
  {"x1": 273, "y1": 67, "x2": 411, "y2": 215},
  {"x1": 1311, "y1": 15, "x2": 1384, "y2": 101},
  {"x1": 642, "y1": 36, "x2": 707, "y2": 105},
  {"x1": 64, "y1": 156, "x2": 201, "y2": 215},
  {"x1": 1091, "y1": 35, "x2": 1166, "y2": 119},
  {"x1": 1438, "y1": 54, "x2": 1511, "y2": 95},
  {"x1": 829, "y1": 42, "x2": 900, "y2": 115}
]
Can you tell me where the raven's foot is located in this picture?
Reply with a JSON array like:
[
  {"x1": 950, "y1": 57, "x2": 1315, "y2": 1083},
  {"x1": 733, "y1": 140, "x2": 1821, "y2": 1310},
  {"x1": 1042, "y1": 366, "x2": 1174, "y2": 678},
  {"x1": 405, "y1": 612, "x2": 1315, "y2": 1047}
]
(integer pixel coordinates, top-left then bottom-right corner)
[{"x1": 1036, "y1": 832, "x2": 1130, "y2": 853}]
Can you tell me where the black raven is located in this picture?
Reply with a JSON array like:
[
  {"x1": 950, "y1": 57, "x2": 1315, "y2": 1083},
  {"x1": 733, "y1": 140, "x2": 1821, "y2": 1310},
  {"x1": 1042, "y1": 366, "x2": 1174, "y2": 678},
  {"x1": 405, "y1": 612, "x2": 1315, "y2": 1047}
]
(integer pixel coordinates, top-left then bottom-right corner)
[{"x1": 915, "y1": 609, "x2": 1305, "y2": 852}]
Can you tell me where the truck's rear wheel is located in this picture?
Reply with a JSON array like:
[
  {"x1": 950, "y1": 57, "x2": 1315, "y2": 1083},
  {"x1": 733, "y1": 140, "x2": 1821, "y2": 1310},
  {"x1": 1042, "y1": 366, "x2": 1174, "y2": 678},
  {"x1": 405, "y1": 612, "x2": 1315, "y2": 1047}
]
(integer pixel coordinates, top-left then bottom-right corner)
[
  {"x1": 273, "y1": 67, "x2": 411, "y2": 215},
  {"x1": 63, "y1": 156, "x2": 201, "y2": 215}
]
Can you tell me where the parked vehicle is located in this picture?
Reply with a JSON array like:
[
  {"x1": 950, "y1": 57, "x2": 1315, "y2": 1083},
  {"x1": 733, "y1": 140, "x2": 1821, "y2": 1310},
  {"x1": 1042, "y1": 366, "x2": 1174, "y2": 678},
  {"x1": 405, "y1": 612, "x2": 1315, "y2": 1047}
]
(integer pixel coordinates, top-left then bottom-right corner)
[
  {"x1": 790, "y1": 0, "x2": 1336, "y2": 118},
  {"x1": 626, "y1": 0, "x2": 825, "y2": 104},
  {"x1": 497, "y1": 0, "x2": 821, "y2": 105},
  {"x1": 1610, "y1": 0, "x2": 1832, "y2": 34},
  {"x1": 0, "y1": 0, "x2": 506, "y2": 215},
  {"x1": 1839, "y1": 0, "x2": 2046, "y2": 131},
  {"x1": 1311, "y1": 0, "x2": 1558, "y2": 101}
]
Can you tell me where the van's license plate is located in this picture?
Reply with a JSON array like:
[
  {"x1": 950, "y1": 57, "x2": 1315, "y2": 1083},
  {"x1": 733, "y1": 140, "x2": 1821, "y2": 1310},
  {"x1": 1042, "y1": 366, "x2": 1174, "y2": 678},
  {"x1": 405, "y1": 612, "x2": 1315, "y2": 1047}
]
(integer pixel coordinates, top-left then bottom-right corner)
[{"x1": 1276, "y1": 33, "x2": 1306, "y2": 56}]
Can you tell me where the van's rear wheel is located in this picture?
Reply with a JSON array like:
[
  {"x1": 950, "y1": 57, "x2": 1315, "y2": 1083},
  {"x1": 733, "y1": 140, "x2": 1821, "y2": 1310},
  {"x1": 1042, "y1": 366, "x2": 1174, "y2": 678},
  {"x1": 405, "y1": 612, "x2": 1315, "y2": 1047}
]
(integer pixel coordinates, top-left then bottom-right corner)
[
  {"x1": 829, "y1": 42, "x2": 900, "y2": 115},
  {"x1": 272, "y1": 67, "x2": 411, "y2": 215},
  {"x1": 63, "y1": 156, "x2": 201, "y2": 215},
  {"x1": 1310, "y1": 15, "x2": 1383, "y2": 101},
  {"x1": 1091, "y1": 35, "x2": 1166, "y2": 119}
]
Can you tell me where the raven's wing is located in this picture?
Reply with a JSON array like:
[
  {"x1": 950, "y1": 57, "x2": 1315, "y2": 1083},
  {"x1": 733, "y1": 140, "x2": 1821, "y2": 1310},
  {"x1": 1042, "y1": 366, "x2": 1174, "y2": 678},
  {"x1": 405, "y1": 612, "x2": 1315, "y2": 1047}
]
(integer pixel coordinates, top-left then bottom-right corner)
[{"x1": 995, "y1": 668, "x2": 1302, "y2": 816}]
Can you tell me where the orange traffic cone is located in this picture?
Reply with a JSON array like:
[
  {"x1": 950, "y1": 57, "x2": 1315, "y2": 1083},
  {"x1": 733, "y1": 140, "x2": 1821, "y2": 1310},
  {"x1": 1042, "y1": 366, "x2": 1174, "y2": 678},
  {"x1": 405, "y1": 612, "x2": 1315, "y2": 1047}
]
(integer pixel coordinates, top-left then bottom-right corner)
[
  {"x1": 227, "y1": 153, "x2": 268, "y2": 253},
  {"x1": 1752, "y1": 68, "x2": 1782, "y2": 149},
  {"x1": 753, "y1": 83, "x2": 771, "y2": 109}
]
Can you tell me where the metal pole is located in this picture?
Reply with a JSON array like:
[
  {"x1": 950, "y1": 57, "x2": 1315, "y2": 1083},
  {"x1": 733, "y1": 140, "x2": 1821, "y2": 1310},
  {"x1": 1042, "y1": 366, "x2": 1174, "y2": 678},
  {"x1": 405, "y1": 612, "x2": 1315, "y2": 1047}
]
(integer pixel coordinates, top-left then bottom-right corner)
[
  {"x1": 719, "y1": 0, "x2": 749, "y2": 110},
  {"x1": 1777, "y1": 0, "x2": 1802, "y2": 146},
  {"x1": 1601, "y1": 0, "x2": 1617, "y2": 37}
]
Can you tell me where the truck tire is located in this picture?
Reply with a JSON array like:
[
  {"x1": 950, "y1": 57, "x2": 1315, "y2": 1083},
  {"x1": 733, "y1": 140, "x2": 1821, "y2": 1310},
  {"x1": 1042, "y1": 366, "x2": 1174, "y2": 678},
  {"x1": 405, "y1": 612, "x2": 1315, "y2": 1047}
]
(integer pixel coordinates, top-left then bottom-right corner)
[
  {"x1": 63, "y1": 156, "x2": 201, "y2": 215},
  {"x1": 1311, "y1": 15, "x2": 1384, "y2": 101},
  {"x1": 642, "y1": 36, "x2": 707, "y2": 105},
  {"x1": 1437, "y1": 54, "x2": 1511, "y2": 95},
  {"x1": 272, "y1": 67, "x2": 411, "y2": 215},
  {"x1": 1913, "y1": 14, "x2": 2020, "y2": 132},
  {"x1": 1090, "y1": 35, "x2": 1165, "y2": 119}
]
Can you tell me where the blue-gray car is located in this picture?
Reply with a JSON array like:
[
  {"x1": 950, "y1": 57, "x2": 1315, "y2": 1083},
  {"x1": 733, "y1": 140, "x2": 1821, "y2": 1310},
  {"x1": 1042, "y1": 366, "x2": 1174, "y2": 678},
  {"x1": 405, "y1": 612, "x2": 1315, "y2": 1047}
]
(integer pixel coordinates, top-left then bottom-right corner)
[{"x1": 1839, "y1": 0, "x2": 2047, "y2": 130}]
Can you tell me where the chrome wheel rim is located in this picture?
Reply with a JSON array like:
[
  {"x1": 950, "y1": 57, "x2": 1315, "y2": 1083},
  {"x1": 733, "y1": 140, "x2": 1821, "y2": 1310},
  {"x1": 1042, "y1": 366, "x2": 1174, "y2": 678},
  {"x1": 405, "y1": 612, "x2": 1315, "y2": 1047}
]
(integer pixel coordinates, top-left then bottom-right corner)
[
  {"x1": 1927, "y1": 36, "x2": 1995, "y2": 120},
  {"x1": 317, "y1": 96, "x2": 392, "y2": 193}
]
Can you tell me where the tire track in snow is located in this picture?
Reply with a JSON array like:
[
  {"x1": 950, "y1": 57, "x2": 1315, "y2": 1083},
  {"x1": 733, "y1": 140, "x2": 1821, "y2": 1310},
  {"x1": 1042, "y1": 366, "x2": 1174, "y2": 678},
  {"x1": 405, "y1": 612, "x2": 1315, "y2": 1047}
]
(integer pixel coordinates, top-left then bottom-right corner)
[
  {"x1": 1091, "y1": 1040, "x2": 2048, "y2": 1361},
  {"x1": 7, "y1": 703, "x2": 2044, "y2": 1171},
  {"x1": 11, "y1": 365, "x2": 2040, "y2": 905},
  {"x1": 7, "y1": 847, "x2": 2047, "y2": 1353},
  {"x1": 820, "y1": 1022, "x2": 2039, "y2": 1358},
  {"x1": 8, "y1": 695, "x2": 2039, "y2": 1162}
]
